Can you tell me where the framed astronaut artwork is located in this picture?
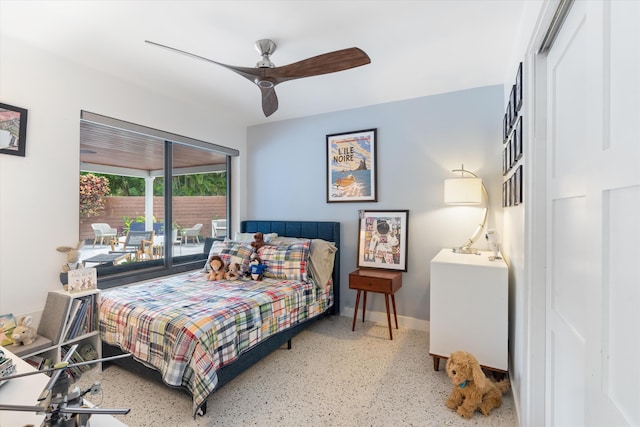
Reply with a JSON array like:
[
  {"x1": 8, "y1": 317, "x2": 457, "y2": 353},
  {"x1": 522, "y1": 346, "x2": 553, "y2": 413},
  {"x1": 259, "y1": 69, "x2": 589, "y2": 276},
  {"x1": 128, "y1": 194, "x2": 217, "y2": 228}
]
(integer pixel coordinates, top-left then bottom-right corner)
[{"x1": 357, "y1": 209, "x2": 409, "y2": 271}]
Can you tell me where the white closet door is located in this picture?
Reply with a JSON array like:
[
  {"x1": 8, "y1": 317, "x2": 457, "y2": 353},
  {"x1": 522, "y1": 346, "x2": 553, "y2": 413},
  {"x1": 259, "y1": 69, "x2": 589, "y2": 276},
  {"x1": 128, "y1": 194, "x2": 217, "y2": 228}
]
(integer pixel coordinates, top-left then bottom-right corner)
[{"x1": 545, "y1": 1, "x2": 640, "y2": 425}]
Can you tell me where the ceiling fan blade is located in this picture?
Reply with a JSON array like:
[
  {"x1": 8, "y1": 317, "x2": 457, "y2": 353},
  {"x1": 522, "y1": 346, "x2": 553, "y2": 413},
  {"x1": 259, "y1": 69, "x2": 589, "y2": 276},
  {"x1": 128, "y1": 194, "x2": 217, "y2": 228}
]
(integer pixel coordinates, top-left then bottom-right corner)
[
  {"x1": 145, "y1": 40, "x2": 266, "y2": 84},
  {"x1": 265, "y1": 47, "x2": 370, "y2": 84},
  {"x1": 146, "y1": 40, "x2": 369, "y2": 117},
  {"x1": 260, "y1": 87, "x2": 279, "y2": 117}
]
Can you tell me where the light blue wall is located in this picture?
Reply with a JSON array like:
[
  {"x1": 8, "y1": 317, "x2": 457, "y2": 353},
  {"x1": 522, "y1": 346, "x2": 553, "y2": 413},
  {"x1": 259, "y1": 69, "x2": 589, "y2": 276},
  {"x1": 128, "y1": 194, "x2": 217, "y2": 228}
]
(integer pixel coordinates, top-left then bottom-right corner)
[{"x1": 247, "y1": 85, "x2": 504, "y2": 326}]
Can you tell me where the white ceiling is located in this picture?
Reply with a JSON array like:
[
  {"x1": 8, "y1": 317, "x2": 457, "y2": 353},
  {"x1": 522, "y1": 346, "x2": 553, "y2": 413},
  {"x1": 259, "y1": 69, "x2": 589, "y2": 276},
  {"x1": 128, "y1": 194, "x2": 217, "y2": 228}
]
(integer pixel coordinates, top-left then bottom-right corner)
[{"x1": 1, "y1": 0, "x2": 526, "y2": 127}]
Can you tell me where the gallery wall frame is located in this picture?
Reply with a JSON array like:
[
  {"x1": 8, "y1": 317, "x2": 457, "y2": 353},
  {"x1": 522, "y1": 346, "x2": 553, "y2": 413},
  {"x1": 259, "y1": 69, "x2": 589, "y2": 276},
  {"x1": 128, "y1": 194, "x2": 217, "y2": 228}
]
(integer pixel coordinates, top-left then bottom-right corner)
[
  {"x1": 357, "y1": 209, "x2": 408, "y2": 271},
  {"x1": 514, "y1": 118, "x2": 523, "y2": 162},
  {"x1": 515, "y1": 62, "x2": 523, "y2": 112},
  {"x1": 0, "y1": 102, "x2": 28, "y2": 157},
  {"x1": 502, "y1": 61, "x2": 524, "y2": 208},
  {"x1": 326, "y1": 128, "x2": 377, "y2": 203}
]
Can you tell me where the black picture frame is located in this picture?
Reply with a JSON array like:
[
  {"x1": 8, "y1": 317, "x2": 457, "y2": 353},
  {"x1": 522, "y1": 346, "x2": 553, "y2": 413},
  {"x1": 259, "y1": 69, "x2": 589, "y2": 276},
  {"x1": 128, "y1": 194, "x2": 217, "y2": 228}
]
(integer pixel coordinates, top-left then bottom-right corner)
[
  {"x1": 503, "y1": 113, "x2": 508, "y2": 143},
  {"x1": 515, "y1": 62, "x2": 523, "y2": 112},
  {"x1": 357, "y1": 210, "x2": 409, "y2": 271},
  {"x1": 516, "y1": 165, "x2": 523, "y2": 205},
  {"x1": 514, "y1": 118, "x2": 523, "y2": 162},
  {"x1": 502, "y1": 145, "x2": 508, "y2": 176},
  {"x1": 507, "y1": 138, "x2": 513, "y2": 172},
  {"x1": 503, "y1": 181, "x2": 507, "y2": 207},
  {"x1": 326, "y1": 128, "x2": 377, "y2": 203},
  {"x1": 510, "y1": 172, "x2": 520, "y2": 206},
  {"x1": 0, "y1": 102, "x2": 28, "y2": 157},
  {"x1": 510, "y1": 84, "x2": 518, "y2": 126}
]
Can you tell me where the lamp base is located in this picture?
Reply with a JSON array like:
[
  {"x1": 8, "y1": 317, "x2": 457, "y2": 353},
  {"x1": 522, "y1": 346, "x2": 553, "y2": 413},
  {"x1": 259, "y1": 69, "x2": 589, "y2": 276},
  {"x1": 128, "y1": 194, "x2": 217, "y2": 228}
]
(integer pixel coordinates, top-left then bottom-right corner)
[{"x1": 452, "y1": 246, "x2": 480, "y2": 255}]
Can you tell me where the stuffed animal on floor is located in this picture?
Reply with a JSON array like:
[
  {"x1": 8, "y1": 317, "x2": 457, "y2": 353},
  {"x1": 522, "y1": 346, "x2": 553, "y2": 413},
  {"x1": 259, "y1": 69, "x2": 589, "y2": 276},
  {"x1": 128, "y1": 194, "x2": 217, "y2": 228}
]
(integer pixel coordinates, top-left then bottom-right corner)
[
  {"x1": 249, "y1": 255, "x2": 267, "y2": 281},
  {"x1": 11, "y1": 315, "x2": 37, "y2": 346},
  {"x1": 207, "y1": 255, "x2": 226, "y2": 281},
  {"x1": 225, "y1": 262, "x2": 241, "y2": 280},
  {"x1": 56, "y1": 241, "x2": 84, "y2": 273},
  {"x1": 445, "y1": 350, "x2": 510, "y2": 419},
  {"x1": 250, "y1": 232, "x2": 265, "y2": 251}
]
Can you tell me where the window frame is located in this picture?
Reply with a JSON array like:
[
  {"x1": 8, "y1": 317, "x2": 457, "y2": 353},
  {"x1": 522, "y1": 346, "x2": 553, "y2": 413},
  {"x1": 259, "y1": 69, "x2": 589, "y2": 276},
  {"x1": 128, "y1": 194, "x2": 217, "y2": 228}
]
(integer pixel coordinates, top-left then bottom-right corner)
[{"x1": 79, "y1": 111, "x2": 238, "y2": 289}]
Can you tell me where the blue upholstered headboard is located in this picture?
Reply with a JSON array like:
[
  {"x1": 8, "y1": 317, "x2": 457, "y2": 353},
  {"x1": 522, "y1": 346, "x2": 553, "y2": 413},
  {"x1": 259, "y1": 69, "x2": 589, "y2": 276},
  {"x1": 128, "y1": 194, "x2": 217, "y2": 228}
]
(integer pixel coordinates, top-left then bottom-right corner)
[{"x1": 240, "y1": 220, "x2": 340, "y2": 315}]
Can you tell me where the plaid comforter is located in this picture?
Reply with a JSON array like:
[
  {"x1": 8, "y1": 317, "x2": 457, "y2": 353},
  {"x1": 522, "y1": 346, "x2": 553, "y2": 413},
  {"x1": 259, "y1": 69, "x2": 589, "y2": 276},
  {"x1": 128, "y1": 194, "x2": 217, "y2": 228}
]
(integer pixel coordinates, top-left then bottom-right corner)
[{"x1": 99, "y1": 271, "x2": 332, "y2": 415}]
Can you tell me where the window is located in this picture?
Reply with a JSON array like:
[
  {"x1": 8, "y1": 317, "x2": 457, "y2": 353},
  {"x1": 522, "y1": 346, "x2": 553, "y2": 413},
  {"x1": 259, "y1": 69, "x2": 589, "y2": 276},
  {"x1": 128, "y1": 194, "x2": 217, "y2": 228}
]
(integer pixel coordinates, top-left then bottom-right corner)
[{"x1": 78, "y1": 111, "x2": 238, "y2": 288}]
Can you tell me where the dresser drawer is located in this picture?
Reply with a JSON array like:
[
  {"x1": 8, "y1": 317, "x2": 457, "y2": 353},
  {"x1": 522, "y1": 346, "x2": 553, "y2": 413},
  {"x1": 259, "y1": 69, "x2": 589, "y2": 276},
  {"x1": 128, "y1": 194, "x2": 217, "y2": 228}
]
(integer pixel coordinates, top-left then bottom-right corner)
[{"x1": 349, "y1": 274, "x2": 392, "y2": 293}]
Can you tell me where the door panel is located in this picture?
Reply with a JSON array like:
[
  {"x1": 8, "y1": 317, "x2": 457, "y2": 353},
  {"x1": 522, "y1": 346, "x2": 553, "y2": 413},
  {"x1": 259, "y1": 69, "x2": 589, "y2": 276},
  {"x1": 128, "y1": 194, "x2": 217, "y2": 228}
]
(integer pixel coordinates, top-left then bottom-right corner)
[
  {"x1": 546, "y1": 2, "x2": 588, "y2": 424},
  {"x1": 545, "y1": 1, "x2": 640, "y2": 425}
]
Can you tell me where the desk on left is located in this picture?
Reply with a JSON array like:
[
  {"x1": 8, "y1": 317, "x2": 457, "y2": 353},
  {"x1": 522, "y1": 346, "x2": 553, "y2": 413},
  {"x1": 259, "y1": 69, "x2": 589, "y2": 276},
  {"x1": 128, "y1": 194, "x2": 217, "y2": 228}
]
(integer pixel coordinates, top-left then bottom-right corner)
[{"x1": 0, "y1": 346, "x2": 129, "y2": 426}]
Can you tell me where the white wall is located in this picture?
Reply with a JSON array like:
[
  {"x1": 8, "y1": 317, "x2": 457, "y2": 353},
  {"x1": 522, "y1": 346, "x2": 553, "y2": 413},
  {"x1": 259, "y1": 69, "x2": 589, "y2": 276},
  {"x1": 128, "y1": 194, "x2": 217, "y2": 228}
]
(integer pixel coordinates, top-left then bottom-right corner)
[
  {"x1": 246, "y1": 85, "x2": 504, "y2": 329},
  {"x1": 499, "y1": 1, "x2": 546, "y2": 425},
  {"x1": 0, "y1": 36, "x2": 248, "y2": 318}
]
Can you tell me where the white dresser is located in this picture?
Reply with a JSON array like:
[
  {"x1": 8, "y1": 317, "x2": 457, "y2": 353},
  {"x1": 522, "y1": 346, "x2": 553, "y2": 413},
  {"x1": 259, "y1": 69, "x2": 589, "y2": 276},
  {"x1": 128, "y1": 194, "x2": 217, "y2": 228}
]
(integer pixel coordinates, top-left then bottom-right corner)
[{"x1": 429, "y1": 248, "x2": 508, "y2": 372}]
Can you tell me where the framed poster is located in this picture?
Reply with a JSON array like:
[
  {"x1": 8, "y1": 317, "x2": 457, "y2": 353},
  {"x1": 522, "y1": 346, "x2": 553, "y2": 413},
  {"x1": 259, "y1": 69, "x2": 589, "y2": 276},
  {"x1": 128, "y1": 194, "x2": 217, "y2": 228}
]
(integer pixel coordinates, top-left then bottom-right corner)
[
  {"x1": 0, "y1": 102, "x2": 28, "y2": 157},
  {"x1": 326, "y1": 128, "x2": 377, "y2": 203},
  {"x1": 357, "y1": 210, "x2": 408, "y2": 271}
]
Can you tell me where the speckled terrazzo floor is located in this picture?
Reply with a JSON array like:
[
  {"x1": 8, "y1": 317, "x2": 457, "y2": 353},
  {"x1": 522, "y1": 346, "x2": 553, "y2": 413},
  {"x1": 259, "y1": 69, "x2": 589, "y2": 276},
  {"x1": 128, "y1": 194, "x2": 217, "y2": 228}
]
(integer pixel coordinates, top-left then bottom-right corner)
[{"x1": 76, "y1": 316, "x2": 518, "y2": 426}]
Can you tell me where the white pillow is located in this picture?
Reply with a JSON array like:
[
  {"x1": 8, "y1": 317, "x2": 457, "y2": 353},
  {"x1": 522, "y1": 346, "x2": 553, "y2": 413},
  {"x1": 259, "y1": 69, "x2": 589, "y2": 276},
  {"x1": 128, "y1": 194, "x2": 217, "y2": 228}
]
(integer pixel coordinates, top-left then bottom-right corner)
[{"x1": 233, "y1": 232, "x2": 278, "y2": 243}]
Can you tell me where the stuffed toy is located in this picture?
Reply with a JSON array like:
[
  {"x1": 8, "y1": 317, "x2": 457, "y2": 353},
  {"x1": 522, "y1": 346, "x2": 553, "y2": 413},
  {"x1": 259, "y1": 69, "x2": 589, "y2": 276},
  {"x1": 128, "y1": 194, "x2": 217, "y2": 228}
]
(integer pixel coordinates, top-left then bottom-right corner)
[
  {"x1": 225, "y1": 262, "x2": 241, "y2": 280},
  {"x1": 249, "y1": 255, "x2": 267, "y2": 281},
  {"x1": 445, "y1": 351, "x2": 510, "y2": 419},
  {"x1": 250, "y1": 232, "x2": 265, "y2": 251},
  {"x1": 207, "y1": 255, "x2": 226, "y2": 281},
  {"x1": 56, "y1": 241, "x2": 84, "y2": 273},
  {"x1": 11, "y1": 315, "x2": 37, "y2": 346},
  {"x1": 80, "y1": 343, "x2": 99, "y2": 361}
]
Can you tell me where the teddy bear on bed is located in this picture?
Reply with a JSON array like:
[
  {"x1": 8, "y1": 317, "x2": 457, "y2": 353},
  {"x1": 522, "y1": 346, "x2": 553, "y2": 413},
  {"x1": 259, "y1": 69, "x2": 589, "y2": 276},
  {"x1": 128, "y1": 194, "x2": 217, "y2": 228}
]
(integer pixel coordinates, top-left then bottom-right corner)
[
  {"x1": 225, "y1": 262, "x2": 241, "y2": 280},
  {"x1": 207, "y1": 255, "x2": 226, "y2": 281},
  {"x1": 249, "y1": 254, "x2": 267, "y2": 281},
  {"x1": 445, "y1": 350, "x2": 510, "y2": 419},
  {"x1": 250, "y1": 232, "x2": 265, "y2": 251}
]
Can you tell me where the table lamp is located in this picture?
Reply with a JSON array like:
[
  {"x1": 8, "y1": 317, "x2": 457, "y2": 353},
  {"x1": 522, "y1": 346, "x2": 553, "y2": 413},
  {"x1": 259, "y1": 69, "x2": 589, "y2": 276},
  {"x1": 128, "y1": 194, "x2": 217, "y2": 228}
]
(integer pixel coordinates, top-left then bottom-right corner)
[{"x1": 444, "y1": 165, "x2": 488, "y2": 254}]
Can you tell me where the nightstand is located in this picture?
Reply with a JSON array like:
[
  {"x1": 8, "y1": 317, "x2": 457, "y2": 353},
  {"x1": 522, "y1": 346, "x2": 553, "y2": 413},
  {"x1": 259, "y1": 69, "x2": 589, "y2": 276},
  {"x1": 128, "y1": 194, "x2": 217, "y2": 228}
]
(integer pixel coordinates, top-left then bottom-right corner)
[
  {"x1": 349, "y1": 269, "x2": 402, "y2": 340},
  {"x1": 429, "y1": 248, "x2": 508, "y2": 373}
]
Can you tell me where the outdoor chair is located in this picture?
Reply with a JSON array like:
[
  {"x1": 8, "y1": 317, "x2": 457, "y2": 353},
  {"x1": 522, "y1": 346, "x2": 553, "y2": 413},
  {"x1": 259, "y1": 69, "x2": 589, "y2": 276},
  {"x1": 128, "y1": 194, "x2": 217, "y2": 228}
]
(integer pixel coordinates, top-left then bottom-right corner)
[
  {"x1": 211, "y1": 219, "x2": 227, "y2": 238},
  {"x1": 110, "y1": 230, "x2": 155, "y2": 260},
  {"x1": 91, "y1": 223, "x2": 118, "y2": 247},
  {"x1": 181, "y1": 223, "x2": 203, "y2": 244}
]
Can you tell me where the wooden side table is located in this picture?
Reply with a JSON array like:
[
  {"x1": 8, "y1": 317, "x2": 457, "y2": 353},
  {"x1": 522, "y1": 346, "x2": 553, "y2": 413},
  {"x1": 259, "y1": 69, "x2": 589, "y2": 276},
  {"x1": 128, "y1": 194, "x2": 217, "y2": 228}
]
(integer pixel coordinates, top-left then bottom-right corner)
[{"x1": 349, "y1": 269, "x2": 402, "y2": 340}]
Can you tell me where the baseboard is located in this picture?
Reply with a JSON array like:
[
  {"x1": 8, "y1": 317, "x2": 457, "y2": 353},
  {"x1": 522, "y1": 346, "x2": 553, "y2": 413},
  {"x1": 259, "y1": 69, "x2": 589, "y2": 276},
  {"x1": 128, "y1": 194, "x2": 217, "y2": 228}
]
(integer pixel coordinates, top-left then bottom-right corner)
[{"x1": 338, "y1": 306, "x2": 429, "y2": 332}]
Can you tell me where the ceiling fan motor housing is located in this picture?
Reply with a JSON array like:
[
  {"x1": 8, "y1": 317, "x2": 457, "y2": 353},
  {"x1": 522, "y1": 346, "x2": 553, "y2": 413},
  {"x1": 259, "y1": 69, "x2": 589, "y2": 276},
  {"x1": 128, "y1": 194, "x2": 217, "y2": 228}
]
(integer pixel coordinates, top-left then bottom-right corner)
[{"x1": 255, "y1": 39, "x2": 276, "y2": 68}]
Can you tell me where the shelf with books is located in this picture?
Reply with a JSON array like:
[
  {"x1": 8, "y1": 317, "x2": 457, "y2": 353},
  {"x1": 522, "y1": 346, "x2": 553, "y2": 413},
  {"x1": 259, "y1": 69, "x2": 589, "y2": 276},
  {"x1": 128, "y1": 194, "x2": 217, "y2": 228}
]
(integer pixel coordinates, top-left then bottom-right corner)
[{"x1": 6, "y1": 289, "x2": 102, "y2": 377}]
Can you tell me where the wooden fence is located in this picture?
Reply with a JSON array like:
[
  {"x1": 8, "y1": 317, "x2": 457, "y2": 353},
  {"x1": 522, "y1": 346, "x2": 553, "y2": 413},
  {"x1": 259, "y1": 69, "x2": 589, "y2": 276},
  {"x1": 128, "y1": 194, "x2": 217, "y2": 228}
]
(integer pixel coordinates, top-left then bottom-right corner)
[{"x1": 80, "y1": 196, "x2": 226, "y2": 241}]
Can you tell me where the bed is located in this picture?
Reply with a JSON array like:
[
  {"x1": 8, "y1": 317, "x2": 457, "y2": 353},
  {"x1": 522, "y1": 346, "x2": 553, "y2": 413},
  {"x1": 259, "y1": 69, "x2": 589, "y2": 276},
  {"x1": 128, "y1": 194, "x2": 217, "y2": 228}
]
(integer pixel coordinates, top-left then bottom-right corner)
[{"x1": 100, "y1": 220, "x2": 340, "y2": 416}]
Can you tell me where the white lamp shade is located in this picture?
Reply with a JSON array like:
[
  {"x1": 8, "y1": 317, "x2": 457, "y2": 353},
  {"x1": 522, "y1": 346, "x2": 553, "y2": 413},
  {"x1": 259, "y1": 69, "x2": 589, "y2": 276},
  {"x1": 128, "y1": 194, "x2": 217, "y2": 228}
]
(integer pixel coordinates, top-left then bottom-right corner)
[{"x1": 444, "y1": 177, "x2": 483, "y2": 204}]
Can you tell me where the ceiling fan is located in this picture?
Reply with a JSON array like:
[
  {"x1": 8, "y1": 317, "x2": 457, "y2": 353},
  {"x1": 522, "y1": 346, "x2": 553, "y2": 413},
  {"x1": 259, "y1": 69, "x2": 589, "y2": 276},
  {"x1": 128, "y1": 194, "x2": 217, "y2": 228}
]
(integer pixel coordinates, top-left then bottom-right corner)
[{"x1": 146, "y1": 39, "x2": 371, "y2": 117}]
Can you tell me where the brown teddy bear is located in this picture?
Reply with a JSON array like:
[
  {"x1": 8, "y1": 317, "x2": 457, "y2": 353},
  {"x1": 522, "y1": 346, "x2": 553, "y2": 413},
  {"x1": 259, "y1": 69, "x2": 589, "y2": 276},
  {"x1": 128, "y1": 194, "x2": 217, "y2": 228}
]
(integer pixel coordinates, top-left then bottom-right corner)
[
  {"x1": 250, "y1": 232, "x2": 265, "y2": 251},
  {"x1": 207, "y1": 255, "x2": 226, "y2": 281},
  {"x1": 225, "y1": 262, "x2": 241, "y2": 280}
]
